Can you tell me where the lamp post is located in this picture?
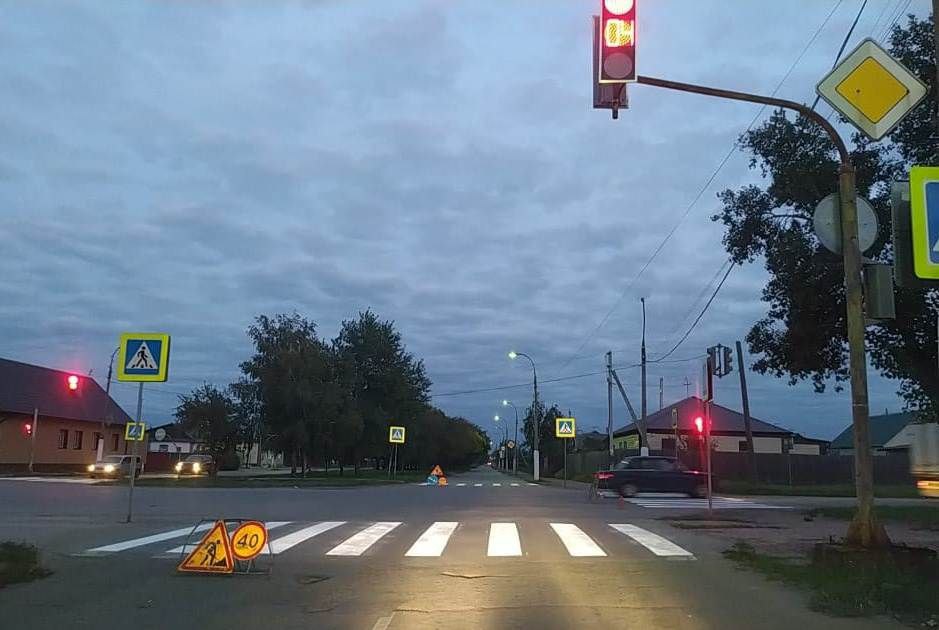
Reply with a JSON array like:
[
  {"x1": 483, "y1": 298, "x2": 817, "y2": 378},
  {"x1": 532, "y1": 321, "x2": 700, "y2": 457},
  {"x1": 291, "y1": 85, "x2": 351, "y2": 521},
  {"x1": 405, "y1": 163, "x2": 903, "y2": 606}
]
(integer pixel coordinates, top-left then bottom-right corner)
[
  {"x1": 509, "y1": 351, "x2": 539, "y2": 481},
  {"x1": 502, "y1": 400, "x2": 519, "y2": 476}
]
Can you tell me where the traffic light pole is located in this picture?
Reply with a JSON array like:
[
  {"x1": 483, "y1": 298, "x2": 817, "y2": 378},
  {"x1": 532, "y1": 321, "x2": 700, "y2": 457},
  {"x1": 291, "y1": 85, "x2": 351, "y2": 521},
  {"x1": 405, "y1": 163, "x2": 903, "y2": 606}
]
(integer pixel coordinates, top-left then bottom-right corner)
[{"x1": 634, "y1": 74, "x2": 887, "y2": 546}]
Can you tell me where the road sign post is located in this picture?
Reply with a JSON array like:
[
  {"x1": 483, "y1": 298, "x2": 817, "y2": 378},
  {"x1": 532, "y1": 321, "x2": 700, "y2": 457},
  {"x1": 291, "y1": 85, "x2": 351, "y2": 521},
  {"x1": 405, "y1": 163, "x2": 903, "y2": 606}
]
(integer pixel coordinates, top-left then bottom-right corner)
[{"x1": 555, "y1": 417, "x2": 576, "y2": 488}]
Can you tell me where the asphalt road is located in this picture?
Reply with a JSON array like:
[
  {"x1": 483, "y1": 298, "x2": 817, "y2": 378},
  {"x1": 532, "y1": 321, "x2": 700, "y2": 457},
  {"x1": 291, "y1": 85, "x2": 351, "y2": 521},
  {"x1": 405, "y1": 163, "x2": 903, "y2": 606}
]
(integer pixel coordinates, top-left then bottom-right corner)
[{"x1": 0, "y1": 467, "x2": 902, "y2": 629}]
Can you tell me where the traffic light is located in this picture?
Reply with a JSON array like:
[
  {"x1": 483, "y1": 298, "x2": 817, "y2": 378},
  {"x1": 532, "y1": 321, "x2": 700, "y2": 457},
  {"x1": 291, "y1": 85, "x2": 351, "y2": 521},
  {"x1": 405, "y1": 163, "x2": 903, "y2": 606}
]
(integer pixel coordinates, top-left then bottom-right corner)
[
  {"x1": 722, "y1": 346, "x2": 733, "y2": 377},
  {"x1": 67, "y1": 374, "x2": 79, "y2": 392},
  {"x1": 23, "y1": 422, "x2": 32, "y2": 437},
  {"x1": 598, "y1": 0, "x2": 637, "y2": 84},
  {"x1": 694, "y1": 416, "x2": 704, "y2": 435}
]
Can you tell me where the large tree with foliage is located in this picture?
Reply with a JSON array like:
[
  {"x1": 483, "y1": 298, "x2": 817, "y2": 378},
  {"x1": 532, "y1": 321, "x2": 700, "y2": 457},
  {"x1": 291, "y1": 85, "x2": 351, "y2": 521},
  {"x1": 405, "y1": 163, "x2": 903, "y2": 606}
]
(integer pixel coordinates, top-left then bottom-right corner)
[
  {"x1": 174, "y1": 384, "x2": 239, "y2": 475},
  {"x1": 712, "y1": 14, "x2": 936, "y2": 546}
]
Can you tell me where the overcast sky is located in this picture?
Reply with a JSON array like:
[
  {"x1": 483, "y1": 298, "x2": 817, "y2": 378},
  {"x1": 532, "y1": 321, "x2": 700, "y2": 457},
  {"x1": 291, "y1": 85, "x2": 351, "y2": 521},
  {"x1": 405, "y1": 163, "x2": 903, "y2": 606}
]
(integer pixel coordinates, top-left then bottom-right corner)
[{"x1": 1, "y1": 1, "x2": 931, "y2": 443}]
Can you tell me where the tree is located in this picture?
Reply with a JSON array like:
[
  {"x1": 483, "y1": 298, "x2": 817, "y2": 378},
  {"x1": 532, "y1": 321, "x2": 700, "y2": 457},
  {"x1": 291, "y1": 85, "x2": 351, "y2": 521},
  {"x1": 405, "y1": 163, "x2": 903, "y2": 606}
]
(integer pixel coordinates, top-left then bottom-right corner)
[
  {"x1": 229, "y1": 378, "x2": 262, "y2": 466},
  {"x1": 174, "y1": 384, "x2": 238, "y2": 475},
  {"x1": 711, "y1": 14, "x2": 935, "y2": 546},
  {"x1": 521, "y1": 402, "x2": 572, "y2": 475}
]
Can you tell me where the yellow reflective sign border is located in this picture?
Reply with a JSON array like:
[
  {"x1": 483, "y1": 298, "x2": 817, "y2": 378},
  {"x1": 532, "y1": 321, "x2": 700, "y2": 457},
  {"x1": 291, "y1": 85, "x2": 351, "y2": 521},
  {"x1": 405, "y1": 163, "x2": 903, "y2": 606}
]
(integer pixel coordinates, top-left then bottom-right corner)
[
  {"x1": 388, "y1": 425, "x2": 406, "y2": 444},
  {"x1": 910, "y1": 166, "x2": 939, "y2": 280},
  {"x1": 555, "y1": 417, "x2": 576, "y2": 438},
  {"x1": 230, "y1": 520, "x2": 268, "y2": 561},
  {"x1": 124, "y1": 422, "x2": 146, "y2": 441},
  {"x1": 116, "y1": 332, "x2": 171, "y2": 382}
]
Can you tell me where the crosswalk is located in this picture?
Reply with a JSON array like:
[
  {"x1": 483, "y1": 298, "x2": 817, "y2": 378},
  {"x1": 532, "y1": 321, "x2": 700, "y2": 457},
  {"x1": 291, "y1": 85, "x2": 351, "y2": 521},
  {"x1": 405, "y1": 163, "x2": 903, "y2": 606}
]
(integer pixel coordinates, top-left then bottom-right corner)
[
  {"x1": 451, "y1": 482, "x2": 535, "y2": 487},
  {"x1": 78, "y1": 520, "x2": 695, "y2": 561},
  {"x1": 626, "y1": 496, "x2": 788, "y2": 510}
]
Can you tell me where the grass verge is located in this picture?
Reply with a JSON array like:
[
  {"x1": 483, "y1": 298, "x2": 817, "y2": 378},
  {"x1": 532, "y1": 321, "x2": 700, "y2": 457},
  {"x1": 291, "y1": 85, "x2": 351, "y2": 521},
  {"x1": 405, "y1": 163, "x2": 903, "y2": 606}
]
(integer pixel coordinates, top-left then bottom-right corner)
[
  {"x1": 807, "y1": 505, "x2": 939, "y2": 530},
  {"x1": 0, "y1": 542, "x2": 52, "y2": 588},
  {"x1": 724, "y1": 541, "x2": 939, "y2": 624},
  {"x1": 721, "y1": 481, "x2": 920, "y2": 498}
]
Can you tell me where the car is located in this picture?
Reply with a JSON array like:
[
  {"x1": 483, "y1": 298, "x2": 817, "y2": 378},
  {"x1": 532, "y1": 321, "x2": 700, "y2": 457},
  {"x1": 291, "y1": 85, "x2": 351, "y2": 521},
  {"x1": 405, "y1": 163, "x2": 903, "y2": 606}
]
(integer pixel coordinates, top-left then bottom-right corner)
[
  {"x1": 87, "y1": 455, "x2": 142, "y2": 479},
  {"x1": 592, "y1": 456, "x2": 712, "y2": 498},
  {"x1": 175, "y1": 454, "x2": 214, "y2": 476}
]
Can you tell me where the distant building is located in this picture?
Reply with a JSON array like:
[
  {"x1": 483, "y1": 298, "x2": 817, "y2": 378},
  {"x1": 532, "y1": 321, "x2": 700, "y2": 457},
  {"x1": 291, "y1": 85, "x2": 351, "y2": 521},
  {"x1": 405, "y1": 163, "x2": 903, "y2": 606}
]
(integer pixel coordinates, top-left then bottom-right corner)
[
  {"x1": 829, "y1": 411, "x2": 916, "y2": 456},
  {"x1": 574, "y1": 430, "x2": 608, "y2": 452},
  {"x1": 0, "y1": 357, "x2": 141, "y2": 472},
  {"x1": 611, "y1": 396, "x2": 825, "y2": 454}
]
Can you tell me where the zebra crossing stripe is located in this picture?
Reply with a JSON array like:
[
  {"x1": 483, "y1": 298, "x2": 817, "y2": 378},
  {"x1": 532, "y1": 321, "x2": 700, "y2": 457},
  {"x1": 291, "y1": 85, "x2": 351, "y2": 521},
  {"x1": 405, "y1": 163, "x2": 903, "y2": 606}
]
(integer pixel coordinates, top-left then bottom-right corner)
[
  {"x1": 456, "y1": 483, "x2": 467, "y2": 486},
  {"x1": 627, "y1": 498, "x2": 786, "y2": 510},
  {"x1": 487, "y1": 522, "x2": 522, "y2": 557},
  {"x1": 404, "y1": 522, "x2": 459, "y2": 557},
  {"x1": 265, "y1": 521, "x2": 346, "y2": 554},
  {"x1": 85, "y1": 523, "x2": 214, "y2": 554},
  {"x1": 164, "y1": 521, "x2": 292, "y2": 555},
  {"x1": 326, "y1": 522, "x2": 401, "y2": 556},
  {"x1": 493, "y1": 483, "x2": 502, "y2": 487},
  {"x1": 610, "y1": 524, "x2": 693, "y2": 557},
  {"x1": 473, "y1": 483, "x2": 483, "y2": 487},
  {"x1": 510, "y1": 483, "x2": 519, "y2": 487},
  {"x1": 549, "y1": 523, "x2": 606, "y2": 557}
]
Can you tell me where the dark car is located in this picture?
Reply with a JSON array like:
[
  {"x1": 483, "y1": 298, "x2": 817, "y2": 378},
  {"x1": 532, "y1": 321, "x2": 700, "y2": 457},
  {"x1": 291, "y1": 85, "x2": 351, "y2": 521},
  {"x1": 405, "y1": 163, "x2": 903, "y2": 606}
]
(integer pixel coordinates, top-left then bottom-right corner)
[
  {"x1": 174, "y1": 454, "x2": 215, "y2": 476},
  {"x1": 593, "y1": 456, "x2": 711, "y2": 498},
  {"x1": 87, "y1": 455, "x2": 142, "y2": 479}
]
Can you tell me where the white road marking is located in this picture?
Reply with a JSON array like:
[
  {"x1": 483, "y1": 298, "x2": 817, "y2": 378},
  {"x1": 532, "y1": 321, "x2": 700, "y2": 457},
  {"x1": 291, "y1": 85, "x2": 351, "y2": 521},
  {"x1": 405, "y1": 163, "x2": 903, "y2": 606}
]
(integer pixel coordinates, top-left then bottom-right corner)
[
  {"x1": 549, "y1": 523, "x2": 606, "y2": 557},
  {"x1": 163, "y1": 521, "x2": 292, "y2": 555},
  {"x1": 371, "y1": 612, "x2": 396, "y2": 630},
  {"x1": 3, "y1": 476, "x2": 104, "y2": 485},
  {"x1": 487, "y1": 522, "x2": 522, "y2": 557},
  {"x1": 610, "y1": 523, "x2": 693, "y2": 557},
  {"x1": 261, "y1": 521, "x2": 346, "y2": 554},
  {"x1": 405, "y1": 522, "x2": 459, "y2": 557},
  {"x1": 492, "y1": 483, "x2": 501, "y2": 487},
  {"x1": 510, "y1": 483, "x2": 520, "y2": 487},
  {"x1": 626, "y1": 497, "x2": 786, "y2": 510},
  {"x1": 527, "y1": 483, "x2": 537, "y2": 486},
  {"x1": 326, "y1": 522, "x2": 401, "y2": 556},
  {"x1": 85, "y1": 523, "x2": 214, "y2": 554},
  {"x1": 473, "y1": 483, "x2": 483, "y2": 487},
  {"x1": 456, "y1": 483, "x2": 467, "y2": 486}
]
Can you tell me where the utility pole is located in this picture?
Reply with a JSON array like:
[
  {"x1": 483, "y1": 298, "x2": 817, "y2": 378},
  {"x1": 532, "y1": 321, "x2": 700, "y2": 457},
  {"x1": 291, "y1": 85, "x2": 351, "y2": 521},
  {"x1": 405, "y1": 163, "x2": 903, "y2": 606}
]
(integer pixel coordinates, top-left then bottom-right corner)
[
  {"x1": 640, "y1": 298, "x2": 647, "y2": 454},
  {"x1": 100, "y1": 347, "x2": 119, "y2": 461},
  {"x1": 28, "y1": 408, "x2": 38, "y2": 474},
  {"x1": 606, "y1": 351, "x2": 614, "y2": 467},
  {"x1": 658, "y1": 377, "x2": 664, "y2": 410},
  {"x1": 736, "y1": 341, "x2": 756, "y2": 480}
]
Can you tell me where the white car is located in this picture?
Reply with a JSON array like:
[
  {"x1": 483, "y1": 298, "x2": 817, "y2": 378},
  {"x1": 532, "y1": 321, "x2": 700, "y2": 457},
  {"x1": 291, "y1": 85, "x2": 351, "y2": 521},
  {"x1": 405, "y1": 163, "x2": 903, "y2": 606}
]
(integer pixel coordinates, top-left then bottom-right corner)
[{"x1": 87, "y1": 455, "x2": 142, "y2": 478}]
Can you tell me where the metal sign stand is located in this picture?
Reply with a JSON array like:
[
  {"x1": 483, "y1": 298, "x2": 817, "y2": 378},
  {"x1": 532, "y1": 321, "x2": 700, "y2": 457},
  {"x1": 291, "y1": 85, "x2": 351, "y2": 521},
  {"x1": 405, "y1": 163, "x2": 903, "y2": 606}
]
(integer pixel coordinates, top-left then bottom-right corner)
[
  {"x1": 178, "y1": 518, "x2": 273, "y2": 576},
  {"x1": 125, "y1": 382, "x2": 143, "y2": 523}
]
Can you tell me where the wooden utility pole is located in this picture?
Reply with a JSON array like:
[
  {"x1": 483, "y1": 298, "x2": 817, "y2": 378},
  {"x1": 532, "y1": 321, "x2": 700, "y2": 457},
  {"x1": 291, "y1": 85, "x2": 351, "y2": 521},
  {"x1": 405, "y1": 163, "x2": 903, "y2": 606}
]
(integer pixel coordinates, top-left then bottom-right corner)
[
  {"x1": 735, "y1": 341, "x2": 756, "y2": 480},
  {"x1": 640, "y1": 298, "x2": 647, "y2": 453},
  {"x1": 606, "y1": 351, "x2": 614, "y2": 467}
]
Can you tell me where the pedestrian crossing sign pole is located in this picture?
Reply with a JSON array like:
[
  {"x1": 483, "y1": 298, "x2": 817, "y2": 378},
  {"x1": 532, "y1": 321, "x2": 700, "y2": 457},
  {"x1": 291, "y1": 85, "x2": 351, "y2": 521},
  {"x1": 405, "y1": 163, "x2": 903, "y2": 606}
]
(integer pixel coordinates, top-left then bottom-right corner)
[
  {"x1": 116, "y1": 331, "x2": 171, "y2": 525},
  {"x1": 555, "y1": 417, "x2": 576, "y2": 488},
  {"x1": 388, "y1": 425, "x2": 405, "y2": 480}
]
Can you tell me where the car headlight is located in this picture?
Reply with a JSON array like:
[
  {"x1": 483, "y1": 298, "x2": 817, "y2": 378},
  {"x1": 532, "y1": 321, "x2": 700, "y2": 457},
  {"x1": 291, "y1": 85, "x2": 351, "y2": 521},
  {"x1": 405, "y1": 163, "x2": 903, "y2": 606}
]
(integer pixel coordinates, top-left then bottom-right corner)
[
  {"x1": 103, "y1": 464, "x2": 115, "y2": 473},
  {"x1": 192, "y1": 462, "x2": 201, "y2": 472},
  {"x1": 175, "y1": 462, "x2": 183, "y2": 471},
  {"x1": 87, "y1": 464, "x2": 95, "y2": 472}
]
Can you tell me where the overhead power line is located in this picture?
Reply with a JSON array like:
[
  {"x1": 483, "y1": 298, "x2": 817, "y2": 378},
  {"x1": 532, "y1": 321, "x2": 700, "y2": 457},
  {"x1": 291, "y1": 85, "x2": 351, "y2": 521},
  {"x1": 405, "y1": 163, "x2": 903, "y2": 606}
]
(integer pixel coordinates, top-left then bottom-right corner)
[
  {"x1": 811, "y1": 0, "x2": 869, "y2": 110},
  {"x1": 556, "y1": 0, "x2": 846, "y2": 371}
]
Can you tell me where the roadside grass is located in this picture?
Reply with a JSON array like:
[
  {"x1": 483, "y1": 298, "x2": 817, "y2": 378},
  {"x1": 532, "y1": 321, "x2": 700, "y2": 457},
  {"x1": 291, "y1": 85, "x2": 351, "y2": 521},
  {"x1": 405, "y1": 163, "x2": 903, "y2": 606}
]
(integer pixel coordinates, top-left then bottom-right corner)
[
  {"x1": 117, "y1": 470, "x2": 429, "y2": 488},
  {"x1": 724, "y1": 541, "x2": 939, "y2": 624},
  {"x1": 721, "y1": 481, "x2": 920, "y2": 499},
  {"x1": 807, "y1": 505, "x2": 939, "y2": 530},
  {"x1": 0, "y1": 542, "x2": 51, "y2": 588}
]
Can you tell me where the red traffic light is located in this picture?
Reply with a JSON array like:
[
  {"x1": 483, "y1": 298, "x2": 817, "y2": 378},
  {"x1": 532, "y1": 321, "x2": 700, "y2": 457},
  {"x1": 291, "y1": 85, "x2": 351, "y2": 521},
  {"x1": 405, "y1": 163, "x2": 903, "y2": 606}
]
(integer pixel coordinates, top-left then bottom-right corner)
[
  {"x1": 67, "y1": 374, "x2": 79, "y2": 391},
  {"x1": 599, "y1": 0, "x2": 637, "y2": 84},
  {"x1": 694, "y1": 416, "x2": 704, "y2": 434},
  {"x1": 23, "y1": 423, "x2": 32, "y2": 437}
]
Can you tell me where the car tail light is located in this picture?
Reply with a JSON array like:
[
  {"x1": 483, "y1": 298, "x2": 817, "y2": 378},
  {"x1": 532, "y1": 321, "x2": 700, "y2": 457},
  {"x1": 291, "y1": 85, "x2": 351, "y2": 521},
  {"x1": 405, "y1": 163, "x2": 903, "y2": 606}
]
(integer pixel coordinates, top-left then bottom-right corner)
[{"x1": 595, "y1": 472, "x2": 614, "y2": 480}]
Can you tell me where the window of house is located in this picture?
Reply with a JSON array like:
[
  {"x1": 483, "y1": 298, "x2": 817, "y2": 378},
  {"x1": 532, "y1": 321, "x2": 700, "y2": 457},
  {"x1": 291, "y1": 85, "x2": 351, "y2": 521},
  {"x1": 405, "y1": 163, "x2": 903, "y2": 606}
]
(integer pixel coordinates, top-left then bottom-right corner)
[
  {"x1": 112, "y1": 433, "x2": 119, "y2": 451},
  {"x1": 93, "y1": 432, "x2": 103, "y2": 450},
  {"x1": 159, "y1": 444, "x2": 169, "y2": 452},
  {"x1": 176, "y1": 446, "x2": 182, "y2": 452},
  {"x1": 58, "y1": 429, "x2": 68, "y2": 449},
  {"x1": 739, "y1": 440, "x2": 751, "y2": 452},
  {"x1": 72, "y1": 430, "x2": 83, "y2": 449}
]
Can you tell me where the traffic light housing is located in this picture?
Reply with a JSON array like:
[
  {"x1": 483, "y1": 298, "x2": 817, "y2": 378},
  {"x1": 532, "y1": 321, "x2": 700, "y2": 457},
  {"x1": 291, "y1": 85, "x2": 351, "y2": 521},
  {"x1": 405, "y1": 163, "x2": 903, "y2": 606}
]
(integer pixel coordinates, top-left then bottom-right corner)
[
  {"x1": 722, "y1": 346, "x2": 733, "y2": 377},
  {"x1": 23, "y1": 422, "x2": 32, "y2": 437},
  {"x1": 67, "y1": 374, "x2": 79, "y2": 392},
  {"x1": 598, "y1": 0, "x2": 637, "y2": 84},
  {"x1": 694, "y1": 416, "x2": 704, "y2": 434}
]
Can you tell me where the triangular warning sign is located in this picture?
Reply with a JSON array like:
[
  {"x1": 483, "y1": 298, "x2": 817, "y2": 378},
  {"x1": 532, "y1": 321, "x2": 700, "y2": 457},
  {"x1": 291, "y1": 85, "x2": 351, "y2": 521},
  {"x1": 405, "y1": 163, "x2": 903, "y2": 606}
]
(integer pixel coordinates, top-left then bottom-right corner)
[
  {"x1": 392, "y1": 429, "x2": 403, "y2": 440},
  {"x1": 430, "y1": 465, "x2": 444, "y2": 476},
  {"x1": 127, "y1": 341, "x2": 158, "y2": 370},
  {"x1": 559, "y1": 422, "x2": 572, "y2": 434},
  {"x1": 178, "y1": 520, "x2": 234, "y2": 574}
]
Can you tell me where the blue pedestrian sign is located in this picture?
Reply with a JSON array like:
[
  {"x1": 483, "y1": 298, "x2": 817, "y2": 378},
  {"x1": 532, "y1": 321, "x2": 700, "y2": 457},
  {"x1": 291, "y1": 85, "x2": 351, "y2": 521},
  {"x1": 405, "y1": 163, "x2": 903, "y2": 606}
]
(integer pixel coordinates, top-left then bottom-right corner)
[
  {"x1": 125, "y1": 422, "x2": 146, "y2": 441},
  {"x1": 911, "y1": 166, "x2": 939, "y2": 280},
  {"x1": 117, "y1": 332, "x2": 171, "y2": 382}
]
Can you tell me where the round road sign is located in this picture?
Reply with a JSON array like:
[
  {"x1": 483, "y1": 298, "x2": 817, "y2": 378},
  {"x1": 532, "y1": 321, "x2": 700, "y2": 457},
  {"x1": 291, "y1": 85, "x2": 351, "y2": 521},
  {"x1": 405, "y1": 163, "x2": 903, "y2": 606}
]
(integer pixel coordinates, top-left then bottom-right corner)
[
  {"x1": 154, "y1": 428, "x2": 166, "y2": 441},
  {"x1": 506, "y1": 440, "x2": 516, "y2": 449},
  {"x1": 229, "y1": 521, "x2": 268, "y2": 561},
  {"x1": 812, "y1": 193, "x2": 878, "y2": 254}
]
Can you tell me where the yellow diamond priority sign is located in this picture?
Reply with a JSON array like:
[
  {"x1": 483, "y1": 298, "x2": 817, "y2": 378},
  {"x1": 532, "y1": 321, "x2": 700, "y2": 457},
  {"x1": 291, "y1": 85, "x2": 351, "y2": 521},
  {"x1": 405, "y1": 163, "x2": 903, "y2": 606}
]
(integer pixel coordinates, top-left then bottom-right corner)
[
  {"x1": 555, "y1": 417, "x2": 576, "y2": 439},
  {"x1": 816, "y1": 38, "x2": 926, "y2": 141}
]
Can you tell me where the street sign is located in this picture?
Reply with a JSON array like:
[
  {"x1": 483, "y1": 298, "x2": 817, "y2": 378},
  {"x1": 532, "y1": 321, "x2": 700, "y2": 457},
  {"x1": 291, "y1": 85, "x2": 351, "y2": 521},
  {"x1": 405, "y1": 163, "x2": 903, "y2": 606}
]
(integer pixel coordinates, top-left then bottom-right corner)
[
  {"x1": 117, "y1": 332, "x2": 171, "y2": 382},
  {"x1": 229, "y1": 521, "x2": 268, "y2": 561},
  {"x1": 555, "y1": 417, "x2": 576, "y2": 438},
  {"x1": 124, "y1": 422, "x2": 146, "y2": 441},
  {"x1": 178, "y1": 520, "x2": 234, "y2": 574},
  {"x1": 506, "y1": 440, "x2": 516, "y2": 449},
  {"x1": 388, "y1": 426, "x2": 406, "y2": 444},
  {"x1": 910, "y1": 166, "x2": 939, "y2": 280},
  {"x1": 154, "y1": 428, "x2": 166, "y2": 441},
  {"x1": 813, "y1": 193, "x2": 879, "y2": 254},
  {"x1": 816, "y1": 38, "x2": 927, "y2": 141},
  {"x1": 430, "y1": 465, "x2": 444, "y2": 477}
]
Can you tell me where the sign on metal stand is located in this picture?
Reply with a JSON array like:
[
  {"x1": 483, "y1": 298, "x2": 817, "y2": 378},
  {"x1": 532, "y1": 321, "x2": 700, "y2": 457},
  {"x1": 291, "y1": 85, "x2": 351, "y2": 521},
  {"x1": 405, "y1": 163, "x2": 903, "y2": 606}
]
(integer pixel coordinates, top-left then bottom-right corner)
[{"x1": 556, "y1": 417, "x2": 576, "y2": 488}]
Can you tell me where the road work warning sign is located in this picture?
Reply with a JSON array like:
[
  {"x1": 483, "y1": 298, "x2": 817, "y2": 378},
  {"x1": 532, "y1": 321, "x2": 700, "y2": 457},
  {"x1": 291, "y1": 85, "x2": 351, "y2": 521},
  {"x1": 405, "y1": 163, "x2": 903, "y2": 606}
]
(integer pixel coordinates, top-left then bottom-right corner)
[{"x1": 178, "y1": 520, "x2": 234, "y2": 574}]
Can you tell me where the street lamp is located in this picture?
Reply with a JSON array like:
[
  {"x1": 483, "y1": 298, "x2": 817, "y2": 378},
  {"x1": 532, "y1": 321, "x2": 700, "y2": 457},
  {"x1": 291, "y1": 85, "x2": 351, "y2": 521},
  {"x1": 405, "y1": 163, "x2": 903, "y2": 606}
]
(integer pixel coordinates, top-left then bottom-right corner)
[
  {"x1": 509, "y1": 350, "x2": 540, "y2": 481},
  {"x1": 502, "y1": 400, "x2": 519, "y2": 476}
]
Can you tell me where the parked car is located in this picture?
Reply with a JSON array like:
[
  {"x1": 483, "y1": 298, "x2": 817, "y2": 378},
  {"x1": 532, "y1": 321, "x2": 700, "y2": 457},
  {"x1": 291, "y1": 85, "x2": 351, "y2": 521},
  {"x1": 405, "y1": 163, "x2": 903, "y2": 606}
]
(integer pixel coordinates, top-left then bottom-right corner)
[
  {"x1": 87, "y1": 455, "x2": 142, "y2": 479},
  {"x1": 175, "y1": 454, "x2": 215, "y2": 476},
  {"x1": 593, "y1": 456, "x2": 711, "y2": 498}
]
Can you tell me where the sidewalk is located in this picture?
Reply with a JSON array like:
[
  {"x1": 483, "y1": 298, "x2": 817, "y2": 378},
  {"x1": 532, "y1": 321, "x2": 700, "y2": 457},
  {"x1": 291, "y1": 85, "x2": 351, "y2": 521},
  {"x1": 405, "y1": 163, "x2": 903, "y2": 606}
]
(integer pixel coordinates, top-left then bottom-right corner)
[{"x1": 217, "y1": 466, "x2": 290, "y2": 477}]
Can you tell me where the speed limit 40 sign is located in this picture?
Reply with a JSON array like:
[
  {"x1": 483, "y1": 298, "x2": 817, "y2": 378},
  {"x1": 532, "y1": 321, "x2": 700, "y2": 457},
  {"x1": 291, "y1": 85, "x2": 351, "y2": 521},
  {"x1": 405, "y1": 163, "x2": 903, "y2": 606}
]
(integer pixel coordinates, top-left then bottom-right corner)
[{"x1": 229, "y1": 521, "x2": 268, "y2": 561}]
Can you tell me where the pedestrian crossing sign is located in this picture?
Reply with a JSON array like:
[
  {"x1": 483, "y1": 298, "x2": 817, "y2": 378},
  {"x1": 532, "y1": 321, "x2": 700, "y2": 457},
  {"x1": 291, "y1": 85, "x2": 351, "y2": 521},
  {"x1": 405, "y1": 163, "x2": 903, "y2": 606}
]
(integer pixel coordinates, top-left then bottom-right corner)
[
  {"x1": 389, "y1": 426, "x2": 406, "y2": 444},
  {"x1": 178, "y1": 520, "x2": 234, "y2": 574},
  {"x1": 910, "y1": 166, "x2": 939, "y2": 280},
  {"x1": 124, "y1": 422, "x2": 146, "y2": 441},
  {"x1": 555, "y1": 417, "x2": 576, "y2": 438},
  {"x1": 117, "y1": 332, "x2": 171, "y2": 382}
]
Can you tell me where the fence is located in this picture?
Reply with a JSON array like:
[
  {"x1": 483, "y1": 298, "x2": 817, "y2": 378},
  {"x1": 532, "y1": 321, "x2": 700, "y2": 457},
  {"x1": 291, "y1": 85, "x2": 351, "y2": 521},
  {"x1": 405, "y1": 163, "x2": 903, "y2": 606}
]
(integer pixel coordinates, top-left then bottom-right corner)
[{"x1": 558, "y1": 448, "x2": 912, "y2": 486}]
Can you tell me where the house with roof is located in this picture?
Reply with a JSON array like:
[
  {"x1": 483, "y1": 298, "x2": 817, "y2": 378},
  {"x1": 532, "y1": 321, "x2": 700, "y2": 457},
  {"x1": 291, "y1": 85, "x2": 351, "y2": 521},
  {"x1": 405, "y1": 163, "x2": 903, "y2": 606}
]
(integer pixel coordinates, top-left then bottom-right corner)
[
  {"x1": 829, "y1": 411, "x2": 918, "y2": 455},
  {"x1": 612, "y1": 396, "x2": 825, "y2": 454},
  {"x1": 0, "y1": 357, "x2": 142, "y2": 472}
]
